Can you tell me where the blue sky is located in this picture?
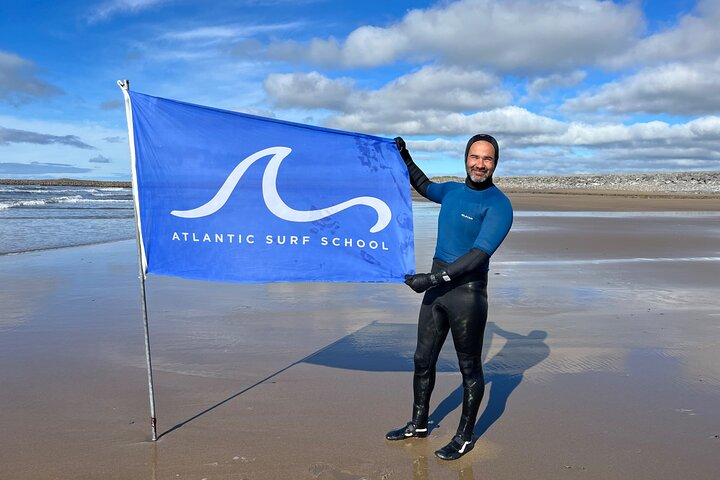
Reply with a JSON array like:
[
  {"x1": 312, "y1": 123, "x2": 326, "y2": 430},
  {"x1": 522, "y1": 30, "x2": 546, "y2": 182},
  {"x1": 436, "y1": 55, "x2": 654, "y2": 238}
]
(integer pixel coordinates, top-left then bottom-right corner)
[{"x1": 1, "y1": 0, "x2": 719, "y2": 180}]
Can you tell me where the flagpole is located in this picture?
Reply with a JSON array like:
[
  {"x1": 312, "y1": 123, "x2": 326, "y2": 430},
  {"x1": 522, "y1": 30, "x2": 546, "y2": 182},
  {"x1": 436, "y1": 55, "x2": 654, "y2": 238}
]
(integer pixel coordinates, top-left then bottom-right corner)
[{"x1": 118, "y1": 79, "x2": 158, "y2": 442}]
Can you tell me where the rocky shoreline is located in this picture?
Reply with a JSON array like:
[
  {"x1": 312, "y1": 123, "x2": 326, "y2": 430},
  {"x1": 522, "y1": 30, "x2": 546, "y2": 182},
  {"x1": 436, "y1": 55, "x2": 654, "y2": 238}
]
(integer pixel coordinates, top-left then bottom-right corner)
[
  {"x1": 433, "y1": 170, "x2": 720, "y2": 197},
  {"x1": 3, "y1": 170, "x2": 720, "y2": 197},
  {"x1": 498, "y1": 170, "x2": 720, "y2": 195},
  {"x1": 0, "y1": 178, "x2": 131, "y2": 188}
]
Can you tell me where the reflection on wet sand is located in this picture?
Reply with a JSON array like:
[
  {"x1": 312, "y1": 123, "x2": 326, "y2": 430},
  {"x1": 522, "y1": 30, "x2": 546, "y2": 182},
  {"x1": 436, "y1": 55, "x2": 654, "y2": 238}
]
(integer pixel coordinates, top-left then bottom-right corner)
[
  {"x1": 429, "y1": 324, "x2": 549, "y2": 438},
  {"x1": 412, "y1": 455, "x2": 474, "y2": 480}
]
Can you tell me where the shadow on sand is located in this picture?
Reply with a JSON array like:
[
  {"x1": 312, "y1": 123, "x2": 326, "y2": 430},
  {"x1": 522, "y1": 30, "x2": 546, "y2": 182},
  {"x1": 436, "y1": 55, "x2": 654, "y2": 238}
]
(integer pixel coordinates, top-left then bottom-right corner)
[
  {"x1": 159, "y1": 321, "x2": 549, "y2": 440},
  {"x1": 303, "y1": 321, "x2": 550, "y2": 437}
]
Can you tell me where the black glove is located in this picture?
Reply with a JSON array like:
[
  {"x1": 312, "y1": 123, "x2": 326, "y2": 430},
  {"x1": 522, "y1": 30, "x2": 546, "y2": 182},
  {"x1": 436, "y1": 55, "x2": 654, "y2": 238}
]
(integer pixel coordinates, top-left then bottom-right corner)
[
  {"x1": 404, "y1": 271, "x2": 451, "y2": 293},
  {"x1": 394, "y1": 136, "x2": 412, "y2": 163}
]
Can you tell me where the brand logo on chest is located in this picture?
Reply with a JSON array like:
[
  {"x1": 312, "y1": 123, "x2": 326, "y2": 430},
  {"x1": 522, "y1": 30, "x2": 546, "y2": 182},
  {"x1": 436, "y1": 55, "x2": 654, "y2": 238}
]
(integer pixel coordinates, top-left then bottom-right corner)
[{"x1": 460, "y1": 213, "x2": 474, "y2": 221}]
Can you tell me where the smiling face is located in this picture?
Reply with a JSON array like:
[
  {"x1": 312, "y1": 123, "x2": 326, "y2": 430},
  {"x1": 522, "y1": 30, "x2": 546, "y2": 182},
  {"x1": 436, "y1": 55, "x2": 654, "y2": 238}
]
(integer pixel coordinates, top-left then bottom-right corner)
[{"x1": 465, "y1": 140, "x2": 497, "y2": 183}]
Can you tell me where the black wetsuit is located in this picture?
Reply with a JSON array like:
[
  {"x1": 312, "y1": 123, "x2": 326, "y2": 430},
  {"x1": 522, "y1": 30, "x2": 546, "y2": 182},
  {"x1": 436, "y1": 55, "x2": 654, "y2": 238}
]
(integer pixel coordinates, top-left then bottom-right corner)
[{"x1": 401, "y1": 139, "x2": 513, "y2": 442}]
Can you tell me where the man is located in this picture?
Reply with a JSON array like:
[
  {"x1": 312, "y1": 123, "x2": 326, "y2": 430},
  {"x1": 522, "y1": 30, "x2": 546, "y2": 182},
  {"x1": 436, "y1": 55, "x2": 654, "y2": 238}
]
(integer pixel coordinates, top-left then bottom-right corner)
[{"x1": 386, "y1": 134, "x2": 513, "y2": 460}]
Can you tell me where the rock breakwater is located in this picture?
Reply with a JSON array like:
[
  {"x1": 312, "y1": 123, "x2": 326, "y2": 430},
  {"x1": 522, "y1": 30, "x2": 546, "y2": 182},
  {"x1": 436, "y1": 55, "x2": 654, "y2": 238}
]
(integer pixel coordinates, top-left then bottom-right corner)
[{"x1": 495, "y1": 171, "x2": 720, "y2": 196}]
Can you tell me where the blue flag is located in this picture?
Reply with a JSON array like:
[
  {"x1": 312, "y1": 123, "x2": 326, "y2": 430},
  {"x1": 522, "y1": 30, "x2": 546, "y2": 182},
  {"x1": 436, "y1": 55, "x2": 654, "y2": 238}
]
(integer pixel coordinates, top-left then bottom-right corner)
[{"x1": 124, "y1": 91, "x2": 415, "y2": 283}]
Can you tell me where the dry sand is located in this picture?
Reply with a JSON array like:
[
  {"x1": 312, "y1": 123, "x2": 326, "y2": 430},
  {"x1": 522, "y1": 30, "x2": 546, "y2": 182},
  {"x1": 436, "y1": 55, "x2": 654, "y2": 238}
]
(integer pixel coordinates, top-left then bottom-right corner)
[{"x1": 1, "y1": 192, "x2": 719, "y2": 479}]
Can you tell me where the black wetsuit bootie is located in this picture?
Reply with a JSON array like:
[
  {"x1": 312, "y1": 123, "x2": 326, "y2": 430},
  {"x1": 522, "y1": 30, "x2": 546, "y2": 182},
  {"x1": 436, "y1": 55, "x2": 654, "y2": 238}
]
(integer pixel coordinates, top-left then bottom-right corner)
[
  {"x1": 434, "y1": 435, "x2": 474, "y2": 460},
  {"x1": 385, "y1": 422, "x2": 429, "y2": 440}
]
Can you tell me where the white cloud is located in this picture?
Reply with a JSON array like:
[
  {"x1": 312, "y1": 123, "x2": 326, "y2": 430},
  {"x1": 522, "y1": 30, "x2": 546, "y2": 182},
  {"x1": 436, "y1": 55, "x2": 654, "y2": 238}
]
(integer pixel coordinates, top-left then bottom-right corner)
[
  {"x1": 164, "y1": 26, "x2": 249, "y2": 42},
  {"x1": 527, "y1": 71, "x2": 587, "y2": 97},
  {"x1": 604, "y1": 0, "x2": 720, "y2": 70},
  {"x1": 327, "y1": 105, "x2": 565, "y2": 138},
  {"x1": 267, "y1": 0, "x2": 643, "y2": 72},
  {"x1": 264, "y1": 72, "x2": 355, "y2": 110},
  {"x1": 89, "y1": 155, "x2": 112, "y2": 163},
  {"x1": 409, "y1": 138, "x2": 464, "y2": 155},
  {"x1": 0, "y1": 51, "x2": 62, "y2": 105},
  {"x1": 528, "y1": 121, "x2": 675, "y2": 147},
  {"x1": 0, "y1": 126, "x2": 95, "y2": 149},
  {"x1": 340, "y1": 24, "x2": 413, "y2": 67},
  {"x1": 351, "y1": 66, "x2": 509, "y2": 114},
  {"x1": 162, "y1": 22, "x2": 304, "y2": 43},
  {"x1": 563, "y1": 61, "x2": 720, "y2": 115},
  {"x1": 688, "y1": 115, "x2": 720, "y2": 136},
  {"x1": 0, "y1": 115, "x2": 129, "y2": 179},
  {"x1": 264, "y1": 66, "x2": 511, "y2": 132},
  {"x1": 513, "y1": 117, "x2": 720, "y2": 149},
  {"x1": 498, "y1": 149, "x2": 720, "y2": 176},
  {"x1": 86, "y1": 0, "x2": 171, "y2": 23}
]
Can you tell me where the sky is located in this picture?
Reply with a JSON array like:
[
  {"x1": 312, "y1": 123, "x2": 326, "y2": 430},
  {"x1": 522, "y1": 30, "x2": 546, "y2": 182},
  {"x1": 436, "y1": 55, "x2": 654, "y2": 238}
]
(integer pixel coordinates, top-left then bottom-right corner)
[{"x1": 1, "y1": 0, "x2": 719, "y2": 180}]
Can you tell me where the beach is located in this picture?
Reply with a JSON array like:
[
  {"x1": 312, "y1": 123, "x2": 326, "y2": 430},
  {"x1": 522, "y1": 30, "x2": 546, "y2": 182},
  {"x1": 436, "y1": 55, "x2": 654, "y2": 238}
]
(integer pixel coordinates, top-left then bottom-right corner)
[{"x1": 1, "y1": 191, "x2": 719, "y2": 479}]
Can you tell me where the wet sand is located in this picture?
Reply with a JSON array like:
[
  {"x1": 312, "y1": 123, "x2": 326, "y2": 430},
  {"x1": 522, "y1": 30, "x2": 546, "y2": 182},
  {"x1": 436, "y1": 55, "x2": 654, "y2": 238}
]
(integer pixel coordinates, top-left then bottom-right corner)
[{"x1": 1, "y1": 193, "x2": 719, "y2": 479}]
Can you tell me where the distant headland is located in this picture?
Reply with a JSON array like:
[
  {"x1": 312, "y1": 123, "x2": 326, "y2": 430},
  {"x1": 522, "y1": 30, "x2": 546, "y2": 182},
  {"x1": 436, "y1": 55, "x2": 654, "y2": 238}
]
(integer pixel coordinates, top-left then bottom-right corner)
[{"x1": 0, "y1": 178, "x2": 131, "y2": 188}]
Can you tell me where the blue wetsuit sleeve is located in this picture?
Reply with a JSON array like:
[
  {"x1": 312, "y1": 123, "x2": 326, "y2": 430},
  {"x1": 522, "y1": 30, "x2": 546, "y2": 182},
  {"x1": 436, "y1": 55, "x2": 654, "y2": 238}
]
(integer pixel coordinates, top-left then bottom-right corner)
[
  {"x1": 473, "y1": 196, "x2": 513, "y2": 255},
  {"x1": 425, "y1": 183, "x2": 447, "y2": 203}
]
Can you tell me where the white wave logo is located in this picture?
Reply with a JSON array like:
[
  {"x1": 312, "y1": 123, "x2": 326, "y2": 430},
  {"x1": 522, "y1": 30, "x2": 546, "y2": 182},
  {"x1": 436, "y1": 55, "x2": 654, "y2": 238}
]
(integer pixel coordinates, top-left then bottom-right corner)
[{"x1": 170, "y1": 146, "x2": 392, "y2": 233}]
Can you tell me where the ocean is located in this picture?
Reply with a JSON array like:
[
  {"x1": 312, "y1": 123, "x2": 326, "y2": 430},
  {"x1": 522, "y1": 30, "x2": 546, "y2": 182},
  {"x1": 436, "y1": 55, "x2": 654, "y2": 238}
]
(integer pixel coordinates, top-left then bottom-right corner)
[
  {"x1": 0, "y1": 185, "x2": 135, "y2": 255},
  {"x1": 0, "y1": 185, "x2": 441, "y2": 257}
]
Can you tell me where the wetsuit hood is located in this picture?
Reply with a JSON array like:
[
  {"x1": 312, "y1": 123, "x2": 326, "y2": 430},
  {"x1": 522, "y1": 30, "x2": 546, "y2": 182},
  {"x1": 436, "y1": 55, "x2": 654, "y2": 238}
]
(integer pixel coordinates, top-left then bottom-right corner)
[{"x1": 464, "y1": 134, "x2": 499, "y2": 163}]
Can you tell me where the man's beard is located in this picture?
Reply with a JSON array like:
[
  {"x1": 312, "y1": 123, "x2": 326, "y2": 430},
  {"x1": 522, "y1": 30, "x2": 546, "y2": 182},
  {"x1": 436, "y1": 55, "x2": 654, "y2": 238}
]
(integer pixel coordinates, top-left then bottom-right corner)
[{"x1": 467, "y1": 168, "x2": 491, "y2": 183}]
